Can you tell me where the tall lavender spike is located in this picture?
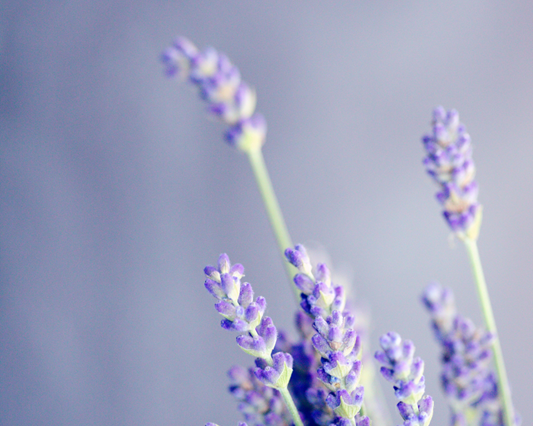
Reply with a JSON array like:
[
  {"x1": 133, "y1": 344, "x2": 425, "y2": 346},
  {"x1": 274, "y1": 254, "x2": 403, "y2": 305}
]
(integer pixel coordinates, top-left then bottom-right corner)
[
  {"x1": 162, "y1": 36, "x2": 266, "y2": 152},
  {"x1": 422, "y1": 282, "x2": 520, "y2": 426},
  {"x1": 285, "y1": 245, "x2": 370, "y2": 426},
  {"x1": 375, "y1": 332, "x2": 434, "y2": 426},
  {"x1": 421, "y1": 107, "x2": 482, "y2": 239}
]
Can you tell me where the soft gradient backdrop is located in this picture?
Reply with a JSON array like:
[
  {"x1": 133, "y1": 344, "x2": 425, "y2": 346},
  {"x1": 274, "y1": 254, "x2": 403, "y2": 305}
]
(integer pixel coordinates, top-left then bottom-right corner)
[{"x1": 1, "y1": 1, "x2": 532, "y2": 425}]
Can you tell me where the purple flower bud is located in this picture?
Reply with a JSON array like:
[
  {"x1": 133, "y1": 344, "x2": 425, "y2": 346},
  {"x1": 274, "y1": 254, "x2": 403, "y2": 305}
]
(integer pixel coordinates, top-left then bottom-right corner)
[
  {"x1": 293, "y1": 273, "x2": 315, "y2": 294},
  {"x1": 284, "y1": 245, "x2": 313, "y2": 275},
  {"x1": 254, "y1": 352, "x2": 294, "y2": 389},
  {"x1": 317, "y1": 367, "x2": 341, "y2": 389},
  {"x1": 244, "y1": 303, "x2": 260, "y2": 324},
  {"x1": 313, "y1": 316, "x2": 329, "y2": 336},
  {"x1": 238, "y1": 282, "x2": 254, "y2": 308},
  {"x1": 344, "y1": 361, "x2": 362, "y2": 392},
  {"x1": 327, "y1": 387, "x2": 364, "y2": 420},
  {"x1": 222, "y1": 318, "x2": 248, "y2": 332},
  {"x1": 204, "y1": 278, "x2": 225, "y2": 299},
  {"x1": 215, "y1": 300, "x2": 237, "y2": 318},
  {"x1": 342, "y1": 330, "x2": 357, "y2": 354},
  {"x1": 311, "y1": 333, "x2": 330, "y2": 356},
  {"x1": 324, "y1": 352, "x2": 351, "y2": 379},
  {"x1": 316, "y1": 263, "x2": 331, "y2": 286},
  {"x1": 237, "y1": 334, "x2": 267, "y2": 358},
  {"x1": 257, "y1": 317, "x2": 278, "y2": 354},
  {"x1": 204, "y1": 265, "x2": 220, "y2": 280}
]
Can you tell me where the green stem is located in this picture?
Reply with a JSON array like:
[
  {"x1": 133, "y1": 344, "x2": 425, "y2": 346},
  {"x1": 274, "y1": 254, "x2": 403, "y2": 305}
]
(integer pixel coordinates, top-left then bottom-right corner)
[
  {"x1": 278, "y1": 386, "x2": 304, "y2": 426},
  {"x1": 463, "y1": 238, "x2": 514, "y2": 426},
  {"x1": 246, "y1": 148, "x2": 299, "y2": 298}
]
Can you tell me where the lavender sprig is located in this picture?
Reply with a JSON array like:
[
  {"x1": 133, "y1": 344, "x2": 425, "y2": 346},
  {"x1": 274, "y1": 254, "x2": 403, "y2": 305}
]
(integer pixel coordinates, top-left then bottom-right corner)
[
  {"x1": 163, "y1": 37, "x2": 296, "y2": 291},
  {"x1": 421, "y1": 106, "x2": 481, "y2": 239},
  {"x1": 204, "y1": 254, "x2": 303, "y2": 426},
  {"x1": 422, "y1": 283, "x2": 519, "y2": 426},
  {"x1": 420, "y1": 108, "x2": 516, "y2": 426},
  {"x1": 285, "y1": 245, "x2": 370, "y2": 426},
  {"x1": 162, "y1": 37, "x2": 264, "y2": 151},
  {"x1": 375, "y1": 332, "x2": 434, "y2": 426}
]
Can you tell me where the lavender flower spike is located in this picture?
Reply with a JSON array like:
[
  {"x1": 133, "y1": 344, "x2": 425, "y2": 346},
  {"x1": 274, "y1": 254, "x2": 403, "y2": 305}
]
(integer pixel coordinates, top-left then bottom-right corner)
[
  {"x1": 422, "y1": 282, "x2": 520, "y2": 426},
  {"x1": 375, "y1": 332, "x2": 434, "y2": 426},
  {"x1": 162, "y1": 37, "x2": 266, "y2": 153},
  {"x1": 204, "y1": 254, "x2": 304, "y2": 426},
  {"x1": 421, "y1": 107, "x2": 481, "y2": 239},
  {"x1": 204, "y1": 254, "x2": 291, "y2": 381},
  {"x1": 285, "y1": 245, "x2": 370, "y2": 426}
]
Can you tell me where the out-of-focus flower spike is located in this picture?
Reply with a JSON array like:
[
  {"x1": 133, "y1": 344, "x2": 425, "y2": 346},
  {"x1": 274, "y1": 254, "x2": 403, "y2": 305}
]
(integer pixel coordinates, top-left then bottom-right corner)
[
  {"x1": 421, "y1": 282, "x2": 520, "y2": 425},
  {"x1": 162, "y1": 36, "x2": 264, "y2": 153},
  {"x1": 421, "y1": 107, "x2": 482, "y2": 239},
  {"x1": 227, "y1": 365, "x2": 292, "y2": 426}
]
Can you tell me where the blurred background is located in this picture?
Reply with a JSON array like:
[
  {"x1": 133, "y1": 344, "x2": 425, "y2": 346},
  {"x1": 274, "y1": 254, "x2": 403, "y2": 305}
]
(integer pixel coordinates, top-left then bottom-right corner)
[{"x1": 1, "y1": 1, "x2": 532, "y2": 425}]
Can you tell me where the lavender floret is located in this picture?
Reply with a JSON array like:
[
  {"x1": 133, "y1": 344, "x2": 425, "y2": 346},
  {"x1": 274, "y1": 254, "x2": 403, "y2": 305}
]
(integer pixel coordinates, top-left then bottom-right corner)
[
  {"x1": 375, "y1": 332, "x2": 434, "y2": 426},
  {"x1": 421, "y1": 107, "x2": 481, "y2": 238},
  {"x1": 162, "y1": 36, "x2": 266, "y2": 152}
]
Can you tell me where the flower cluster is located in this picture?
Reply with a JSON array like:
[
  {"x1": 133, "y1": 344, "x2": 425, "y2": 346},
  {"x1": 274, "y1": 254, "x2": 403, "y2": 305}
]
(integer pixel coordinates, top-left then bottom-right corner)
[
  {"x1": 421, "y1": 107, "x2": 480, "y2": 237},
  {"x1": 285, "y1": 245, "x2": 369, "y2": 426},
  {"x1": 161, "y1": 36, "x2": 518, "y2": 426},
  {"x1": 375, "y1": 332, "x2": 434, "y2": 426},
  {"x1": 161, "y1": 37, "x2": 266, "y2": 152},
  {"x1": 204, "y1": 254, "x2": 294, "y2": 390},
  {"x1": 422, "y1": 283, "x2": 518, "y2": 426}
]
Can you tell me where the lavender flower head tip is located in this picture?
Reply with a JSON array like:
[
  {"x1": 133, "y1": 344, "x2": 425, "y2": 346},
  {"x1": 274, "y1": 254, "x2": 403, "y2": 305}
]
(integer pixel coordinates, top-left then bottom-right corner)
[
  {"x1": 162, "y1": 36, "x2": 266, "y2": 152},
  {"x1": 421, "y1": 106, "x2": 482, "y2": 239}
]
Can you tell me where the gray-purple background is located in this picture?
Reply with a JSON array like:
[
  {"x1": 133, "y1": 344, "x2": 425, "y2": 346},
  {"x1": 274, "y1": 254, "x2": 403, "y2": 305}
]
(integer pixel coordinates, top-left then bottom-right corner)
[{"x1": 1, "y1": 1, "x2": 532, "y2": 425}]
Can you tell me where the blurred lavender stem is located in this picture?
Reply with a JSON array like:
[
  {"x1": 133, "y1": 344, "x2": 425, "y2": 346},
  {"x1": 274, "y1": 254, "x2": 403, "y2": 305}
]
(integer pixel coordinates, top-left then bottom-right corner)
[
  {"x1": 246, "y1": 147, "x2": 299, "y2": 298},
  {"x1": 463, "y1": 237, "x2": 514, "y2": 426}
]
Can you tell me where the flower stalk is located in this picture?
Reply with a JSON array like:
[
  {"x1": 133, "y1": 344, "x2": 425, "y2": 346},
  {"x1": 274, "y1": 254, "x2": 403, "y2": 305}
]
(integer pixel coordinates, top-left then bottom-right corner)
[
  {"x1": 463, "y1": 237, "x2": 515, "y2": 426},
  {"x1": 246, "y1": 147, "x2": 298, "y2": 297}
]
